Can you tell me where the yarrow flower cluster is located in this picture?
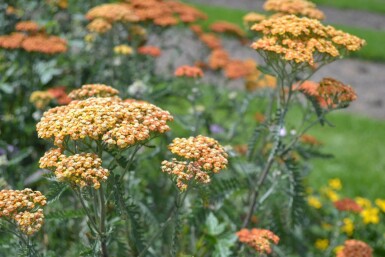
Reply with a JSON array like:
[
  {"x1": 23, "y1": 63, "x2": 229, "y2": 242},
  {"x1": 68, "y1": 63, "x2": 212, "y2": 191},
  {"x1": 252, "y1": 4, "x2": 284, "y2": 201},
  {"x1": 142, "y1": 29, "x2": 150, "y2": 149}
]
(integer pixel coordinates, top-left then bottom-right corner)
[
  {"x1": 68, "y1": 84, "x2": 119, "y2": 100},
  {"x1": 336, "y1": 240, "x2": 373, "y2": 257},
  {"x1": 264, "y1": 0, "x2": 325, "y2": 20},
  {"x1": 37, "y1": 84, "x2": 173, "y2": 148},
  {"x1": 243, "y1": 12, "x2": 266, "y2": 28},
  {"x1": 161, "y1": 135, "x2": 228, "y2": 190},
  {"x1": 210, "y1": 21, "x2": 246, "y2": 39},
  {"x1": 138, "y1": 45, "x2": 162, "y2": 57},
  {"x1": 0, "y1": 189, "x2": 46, "y2": 235},
  {"x1": 334, "y1": 198, "x2": 363, "y2": 213},
  {"x1": 174, "y1": 65, "x2": 204, "y2": 78},
  {"x1": 297, "y1": 78, "x2": 357, "y2": 109},
  {"x1": 15, "y1": 21, "x2": 40, "y2": 33},
  {"x1": 236, "y1": 228, "x2": 280, "y2": 254},
  {"x1": 87, "y1": 18, "x2": 113, "y2": 34},
  {"x1": 30, "y1": 91, "x2": 54, "y2": 110},
  {"x1": 251, "y1": 15, "x2": 365, "y2": 66},
  {"x1": 40, "y1": 149, "x2": 109, "y2": 189}
]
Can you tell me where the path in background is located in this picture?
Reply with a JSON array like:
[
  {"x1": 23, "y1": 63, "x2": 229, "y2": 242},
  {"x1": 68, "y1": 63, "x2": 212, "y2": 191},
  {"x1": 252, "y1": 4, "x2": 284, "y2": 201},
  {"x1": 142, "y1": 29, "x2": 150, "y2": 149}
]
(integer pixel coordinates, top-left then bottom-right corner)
[
  {"x1": 153, "y1": 29, "x2": 385, "y2": 119},
  {"x1": 188, "y1": 0, "x2": 385, "y2": 31}
]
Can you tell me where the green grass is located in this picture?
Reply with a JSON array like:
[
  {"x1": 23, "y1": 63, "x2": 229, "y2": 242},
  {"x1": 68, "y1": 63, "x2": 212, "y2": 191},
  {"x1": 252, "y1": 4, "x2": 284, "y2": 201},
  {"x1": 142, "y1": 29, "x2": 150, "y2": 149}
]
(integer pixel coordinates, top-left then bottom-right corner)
[
  {"x1": 312, "y1": 0, "x2": 385, "y2": 15},
  {"x1": 189, "y1": 2, "x2": 385, "y2": 62},
  {"x1": 309, "y1": 112, "x2": 385, "y2": 200}
]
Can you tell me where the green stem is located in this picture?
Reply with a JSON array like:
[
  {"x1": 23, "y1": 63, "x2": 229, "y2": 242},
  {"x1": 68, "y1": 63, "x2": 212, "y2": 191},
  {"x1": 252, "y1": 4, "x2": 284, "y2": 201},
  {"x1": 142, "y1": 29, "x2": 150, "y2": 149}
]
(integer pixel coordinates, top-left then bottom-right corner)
[{"x1": 99, "y1": 185, "x2": 108, "y2": 257}]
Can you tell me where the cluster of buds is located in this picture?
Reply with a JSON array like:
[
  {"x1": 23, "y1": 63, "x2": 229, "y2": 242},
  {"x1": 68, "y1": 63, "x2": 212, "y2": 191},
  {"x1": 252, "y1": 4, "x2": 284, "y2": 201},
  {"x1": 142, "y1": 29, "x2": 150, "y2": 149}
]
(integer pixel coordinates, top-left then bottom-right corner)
[
  {"x1": 37, "y1": 84, "x2": 173, "y2": 148},
  {"x1": 251, "y1": 15, "x2": 365, "y2": 66},
  {"x1": 0, "y1": 189, "x2": 46, "y2": 235},
  {"x1": 40, "y1": 149, "x2": 109, "y2": 189},
  {"x1": 161, "y1": 135, "x2": 228, "y2": 190},
  {"x1": 236, "y1": 228, "x2": 280, "y2": 254}
]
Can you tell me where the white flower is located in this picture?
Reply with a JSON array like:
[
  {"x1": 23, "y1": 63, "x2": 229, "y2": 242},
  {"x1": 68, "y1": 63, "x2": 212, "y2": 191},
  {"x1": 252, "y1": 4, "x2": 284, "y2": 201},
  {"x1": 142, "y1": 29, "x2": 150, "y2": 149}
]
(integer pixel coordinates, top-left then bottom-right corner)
[{"x1": 128, "y1": 80, "x2": 148, "y2": 97}]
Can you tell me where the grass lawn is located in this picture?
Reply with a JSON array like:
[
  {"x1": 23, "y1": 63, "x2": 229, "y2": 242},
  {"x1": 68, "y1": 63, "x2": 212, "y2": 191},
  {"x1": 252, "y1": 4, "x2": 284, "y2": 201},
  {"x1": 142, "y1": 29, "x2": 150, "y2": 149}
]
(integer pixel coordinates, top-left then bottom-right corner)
[
  {"x1": 309, "y1": 112, "x2": 385, "y2": 200},
  {"x1": 312, "y1": 0, "x2": 385, "y2": 15},
  {"x1": 190, "y1": 2, "x2": 385, "y2": 62}
]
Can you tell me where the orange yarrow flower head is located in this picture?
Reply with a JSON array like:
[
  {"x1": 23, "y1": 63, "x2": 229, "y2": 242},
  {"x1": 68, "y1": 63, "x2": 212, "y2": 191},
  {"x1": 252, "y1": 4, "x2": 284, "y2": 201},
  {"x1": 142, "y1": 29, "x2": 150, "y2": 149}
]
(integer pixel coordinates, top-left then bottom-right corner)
[
  {"x1": 210, "y1": 21, "x2": 246, "y2": 39},
  {"x1": 138, "y1": 45, "x2": 162, "y2": 57},
  {"x1": 334, "y1": 198, "x2": 363, "y2": 213},
  {"x1": 0, "y1": 189, "x2": 46, "y2": 235},
  {"x1": 21, "y1": 34, "x2": 68, "y2": 54},
  {"x1": 251, "y1": 15, "x2": 365, "y2": 67},
  {"x1": 174, "y1": 65, "x2": 204, "y2": 78},
  {"x1": 199, "y1": 33, "x2": 222, "y2": 50},
  {"x1": 337, "y1": 240, "x2": 373, "y2": 257},
  {"x1": 0, "y1": 33, "x2": 26, "y2": 49},
  {"x1": 225, "y1": 59, "x2": 257, "y2": 80},
  {"x1": 237, "y1": 228, "x2": 280, "y2": 254},
  {"x1": 40, "y1": 148, "x2": 109, "y2": 189},
  {"x1": 37, "y1": 85, "x2": 173, "y2": 148},
  {"x1": 264, "y1": 0, "x2": 325, "y2": 20},
  {"x1": 47, "y1": 86, "x2": 71, "y2": 105},
  {"x1": 15, "y1": 21, "x2": 40, "y2": 33},
  {"x1": 208, "y1": 48, "x2": 230, "y2": 70},
  {"x1": 317, "y1": 77, "x2": 357, "y2": 108},
  {"x1": 161, "y1": 135, "x2": 228, "y2": 191}
]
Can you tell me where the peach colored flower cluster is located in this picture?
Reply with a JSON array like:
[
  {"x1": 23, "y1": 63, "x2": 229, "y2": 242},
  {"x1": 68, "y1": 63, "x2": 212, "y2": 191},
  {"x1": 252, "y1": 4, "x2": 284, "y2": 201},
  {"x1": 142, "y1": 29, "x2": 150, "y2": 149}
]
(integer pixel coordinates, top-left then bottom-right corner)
[
  {"x1": 40, "y1": 149, "x2": 109, "y2": 189},
  {"x1": 68, "y1": 84, "x2": 119, "y2": 100},
  {"x1": 243, "y1": 12, "x2": 266, "y2": 28},
  {"x1": 174, "y1": 65, "x2": 204, "y2": 78},
  {"x1": 224, "y1": 59, "x2": 257, "y2": 79},
  {"x1": 251, "y1": 15, "x2": 365, "y2": 66},
  {"x1": 161, "y1": 136, "x2": 228, "y2": 190},
  {"x1": 86, "y1": 3, "x2": 139, "y2": 24},
  {"x1": 236, "y1": 228, "x2": 280, "y2": 254},
  {"x1": 87, "y1": 18, "x2": 112, "y2": 34},
  {"x1": 337, "y1": 240, "x2": 372, "y2": 257},
  {"x1": 208, "y1": 49, "x2": 230, "y2": 70},
  {"x1": 37, "y1": 85, "x2": 173, "y2": 148},
  {"x1": 0, "y1": 189, "x2": 46, "y2": 235},
  {"x1": 264, "y1": 0, "x2": 325, "y2": 20}
]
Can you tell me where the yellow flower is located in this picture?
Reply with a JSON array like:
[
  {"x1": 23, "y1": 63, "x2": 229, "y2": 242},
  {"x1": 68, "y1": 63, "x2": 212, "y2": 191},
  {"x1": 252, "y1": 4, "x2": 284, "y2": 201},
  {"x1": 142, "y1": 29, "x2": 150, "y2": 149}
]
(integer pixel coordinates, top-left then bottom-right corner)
[
  {"x1": 322, "y1": 187, "x2": 340, "y2": 202},
  {"x1": 328, "y1": 178, "x2": 342, "y2": 191},
  {"x1": 114, "y1": 44, "x2": 133, "y2": 55},
  {"x1": 355, "y1": 197, "x2": 372, "y2": 208},
  {"x1": 84, "y1": 34, "x2": 95, "y2": 43},
  {"x1": 375, "y1": 199, "x2": 385, "y2": 212},
  {"x1": 341, "y1": 218, "x2": 354, "y2": 236},
  {"x1": 321, "y1": 223, "x2": 332, "y2": 231},
  {"x1": 334, "y1": 245, "x2": 344, "y2": 254},
  {"x1": 360, "y1": 207, "x2": 380, "y2": 224},
  {"x1": 308, "y1": 196, "x2": 322, "y2": 209},
  {"x1": 315, "y1": 239, "x2": 329, "y2": 251}
]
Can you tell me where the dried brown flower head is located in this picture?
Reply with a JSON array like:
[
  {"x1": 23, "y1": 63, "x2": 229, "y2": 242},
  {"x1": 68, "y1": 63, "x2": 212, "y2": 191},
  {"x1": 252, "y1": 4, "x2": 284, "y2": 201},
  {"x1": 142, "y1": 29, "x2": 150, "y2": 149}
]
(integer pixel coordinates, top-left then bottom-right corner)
[
  {"x1": 264, "y1": 0, "x2": 325, "y2": 20},
  {"x1": 40, "y1": 149, "x2": 109, "y2": 189},
  {"x1": 161, "y1": 135, "x2": 228, "y2": 190},
  {"x1": 174, "y1": 65, "x2": 204, "y2": 78},
  {"x1": 0, "y1": 189, "x2": 46, "y2": 235},
  {"x1": 337, "y1": 240, "x2": 373, "y2": 257},
  {"x1": 68, "y1": 84, "x2": 119, "y2": 100},
  {"x1": 251, "y1": 15, "x2": 365, "y2": 66},
  {"x1": 237, "y1": 228, "x2": 280, "y2": 254}
]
